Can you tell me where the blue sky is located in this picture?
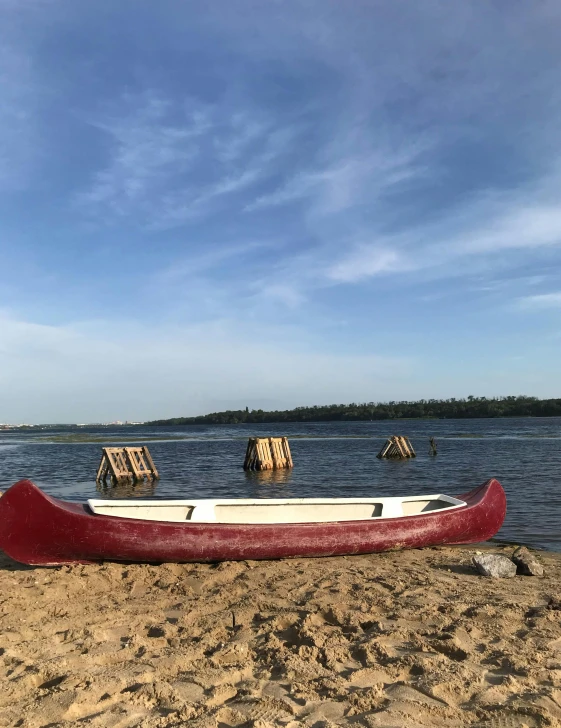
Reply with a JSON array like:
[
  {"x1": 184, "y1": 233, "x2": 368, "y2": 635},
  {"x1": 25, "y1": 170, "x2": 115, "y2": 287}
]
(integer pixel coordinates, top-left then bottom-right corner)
[{"x1": 1, "y1": 0, "x2": 561, "y2": 423}]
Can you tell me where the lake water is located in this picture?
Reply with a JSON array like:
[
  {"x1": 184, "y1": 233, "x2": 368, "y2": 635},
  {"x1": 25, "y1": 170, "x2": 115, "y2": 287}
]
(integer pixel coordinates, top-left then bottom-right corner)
[{"x1": 1, "y1": 418, "x2": 560, "y2": 551}]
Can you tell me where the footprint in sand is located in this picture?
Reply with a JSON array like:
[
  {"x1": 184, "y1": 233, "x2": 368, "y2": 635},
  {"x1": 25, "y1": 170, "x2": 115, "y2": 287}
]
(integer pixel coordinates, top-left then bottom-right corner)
[{"x1": 483, "y1": 715, "x2": 541, "y2": 728}]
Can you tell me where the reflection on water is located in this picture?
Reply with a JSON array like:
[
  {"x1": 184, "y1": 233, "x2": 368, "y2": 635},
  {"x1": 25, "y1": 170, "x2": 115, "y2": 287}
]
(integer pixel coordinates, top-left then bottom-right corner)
[
  {"x1": 96, "y1": 470, "x2": 298, "y2": 500},
  {"x1": 1, "y1": 417, "x2": 561, "y2": 550},
  {"x1": 244, "y1": 469, "x2": 296, "y2": 499},
  {"x1": 95, "y1": 478, "x2": 159, "y2": 499}
]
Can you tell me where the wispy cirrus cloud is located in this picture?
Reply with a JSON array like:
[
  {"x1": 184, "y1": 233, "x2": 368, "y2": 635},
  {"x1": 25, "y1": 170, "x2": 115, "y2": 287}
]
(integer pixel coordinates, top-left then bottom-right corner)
[
  {"x1": 320, "y1": 181, "x2": 561, "y2": 287},
  {"x1": 77, "y1": 93, "x2": 211, "y2": 217},
  {"x1": 326, "y1": 247, "x2": 403, "y2": 283},
  {"x1": 233, "y1": 174, "x2": 561, "y2": 308},
  {"x1": 444, "y1": 201, "x2": 561, "y2": 256},
  {"x1": 518, "y1": 292, "x2": 561, "y2": 309},
  {"x1": 245, "y1": 135, "x2": 430, "y2": 215},
  {"x1": 77, "y1": 92, "x2": 297, "y2": 229},
  {"x1": 154, "y1": 239, "x2": 274, "y2": 284}
]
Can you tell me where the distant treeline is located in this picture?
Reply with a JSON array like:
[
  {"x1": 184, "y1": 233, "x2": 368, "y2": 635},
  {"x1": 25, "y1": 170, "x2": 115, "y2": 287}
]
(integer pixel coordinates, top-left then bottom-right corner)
[{"x1": 148, "y1": 396, "x2": 561, "y2": 425}]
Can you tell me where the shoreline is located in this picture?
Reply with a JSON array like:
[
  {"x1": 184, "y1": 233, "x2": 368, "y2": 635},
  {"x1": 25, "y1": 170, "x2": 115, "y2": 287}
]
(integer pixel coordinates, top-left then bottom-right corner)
[
  {"x1": 3, "y1": 411, "x2": 561, "y2": 431},
  {"x1": 2, "y1": 544, "x2": 561, "y2": 727}
]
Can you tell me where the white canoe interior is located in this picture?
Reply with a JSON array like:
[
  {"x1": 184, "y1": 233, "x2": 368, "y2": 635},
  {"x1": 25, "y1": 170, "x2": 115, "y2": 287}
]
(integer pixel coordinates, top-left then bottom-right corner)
[{"x1": 87, "y1": 494, "x2": 466, "y2": 524}]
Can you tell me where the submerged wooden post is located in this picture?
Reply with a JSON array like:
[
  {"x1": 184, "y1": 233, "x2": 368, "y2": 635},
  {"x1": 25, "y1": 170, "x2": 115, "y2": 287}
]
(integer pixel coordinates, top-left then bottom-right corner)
[
  {"x1": 243, "y1": 437, "x2": 293, "y2": 471},
  {"x1": 96, "y1": 446, "x2": 159, "y2": 484},
  {"x1": 429, "y1": 437, "x2": 438, "y2": 456},
  {"x1": 377, "y1": 436, "x2": 416, "y2": 460}
]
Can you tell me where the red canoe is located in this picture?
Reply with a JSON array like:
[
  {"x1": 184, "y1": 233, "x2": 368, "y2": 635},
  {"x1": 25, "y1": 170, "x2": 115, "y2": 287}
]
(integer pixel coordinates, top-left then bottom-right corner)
[{"x1": 0, "y1": 479, "x2": 506, "y2": 566}]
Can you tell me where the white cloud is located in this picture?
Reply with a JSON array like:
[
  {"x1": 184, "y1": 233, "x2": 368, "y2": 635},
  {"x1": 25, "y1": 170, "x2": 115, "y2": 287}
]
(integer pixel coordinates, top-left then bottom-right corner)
[
  {"x1": 152, "y1": 166, "x2": 263, "y2": 229},
  {"x1": 448, "y1": 203, "x2": 561, "y2": 255},
  {"x1": 326, "y1": 247, "x2": 403, "y2": 283},
  {"x1": 518, "y1": 292, "x2": 561, "y2": 309},
  {"x1": 321, "y1": 184, "x2": 561, "y2": 289},
  {"x1": 77, "y1": 93, "x2": 296, "y2": 229},
  {"x1": 257, "y1": 284, "x2": 306, "y2": 308},
  {"x1": 246, "y1": 140, "x2": 429, "y2": 215},
  {"x1": 78, "y1": 93, "x2": 211, "y2": 214},
  {"x1": 213, "y1": 113, "x2": 269, "y2": 163},
  {"x1": 154, "y1": 240, "x2": 274, "y2": 284}
]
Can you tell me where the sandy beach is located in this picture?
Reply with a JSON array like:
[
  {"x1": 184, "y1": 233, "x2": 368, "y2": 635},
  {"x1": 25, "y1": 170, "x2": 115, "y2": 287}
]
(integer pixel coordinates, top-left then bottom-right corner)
[{"x1": 1, "y1": 545, "x2": 561, "y2": 727}]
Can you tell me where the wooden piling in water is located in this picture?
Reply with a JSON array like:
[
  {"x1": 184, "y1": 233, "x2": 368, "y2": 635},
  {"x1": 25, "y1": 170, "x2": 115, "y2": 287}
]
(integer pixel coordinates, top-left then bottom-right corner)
[
  {"x1": 377, "y1": 436, "x2": 416, "y2": 459},
  {"x1": 243, "y1": 437, "x2": 293, "y2": 471},
  {"x1": 96, "y1": 446, "x2": 159, "y2": 484}
]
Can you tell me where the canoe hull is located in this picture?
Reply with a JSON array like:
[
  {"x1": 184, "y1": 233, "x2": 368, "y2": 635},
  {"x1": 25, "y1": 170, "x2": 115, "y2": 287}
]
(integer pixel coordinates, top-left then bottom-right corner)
[{"x1": 0, "y1": 479, "x2": 506, "y2": 566}]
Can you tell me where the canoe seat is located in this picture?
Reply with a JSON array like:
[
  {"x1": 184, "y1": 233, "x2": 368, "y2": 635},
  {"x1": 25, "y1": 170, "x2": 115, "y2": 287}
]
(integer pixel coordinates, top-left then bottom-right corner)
[
  {"x1": 91, "y1": 504, "x2": 195, "y2": 522},
  {"x1": 214, "y1": 502, "x2": 382, "y2": 524}
]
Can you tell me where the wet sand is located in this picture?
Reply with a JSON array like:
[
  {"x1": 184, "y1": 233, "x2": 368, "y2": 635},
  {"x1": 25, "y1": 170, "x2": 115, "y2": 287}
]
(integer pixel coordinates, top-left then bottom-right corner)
[{"x1": 1, "y1": 545, "x2": 561, "y2": 727}]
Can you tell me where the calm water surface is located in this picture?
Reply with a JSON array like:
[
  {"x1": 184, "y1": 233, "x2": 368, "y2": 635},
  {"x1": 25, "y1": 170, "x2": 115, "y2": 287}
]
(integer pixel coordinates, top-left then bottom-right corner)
[{"x1": 1, "y1": 418, "x2": 560, "y2": 551}]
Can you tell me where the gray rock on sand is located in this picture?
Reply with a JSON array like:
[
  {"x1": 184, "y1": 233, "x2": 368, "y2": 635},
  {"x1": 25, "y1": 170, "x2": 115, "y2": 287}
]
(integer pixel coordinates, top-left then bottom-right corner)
[
  {"x1": 472, "y1": 553, "x2": 517, "y2": 578},
  {"x1": 512, "y1": 546, "x2": 544, "y2": 577}
]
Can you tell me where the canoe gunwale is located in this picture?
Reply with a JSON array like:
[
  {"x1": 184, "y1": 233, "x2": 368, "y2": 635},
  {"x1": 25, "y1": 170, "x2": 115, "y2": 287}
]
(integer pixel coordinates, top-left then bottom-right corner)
[{"x1": 86, "y1": 493, "x2": 467, "y2": 525}]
